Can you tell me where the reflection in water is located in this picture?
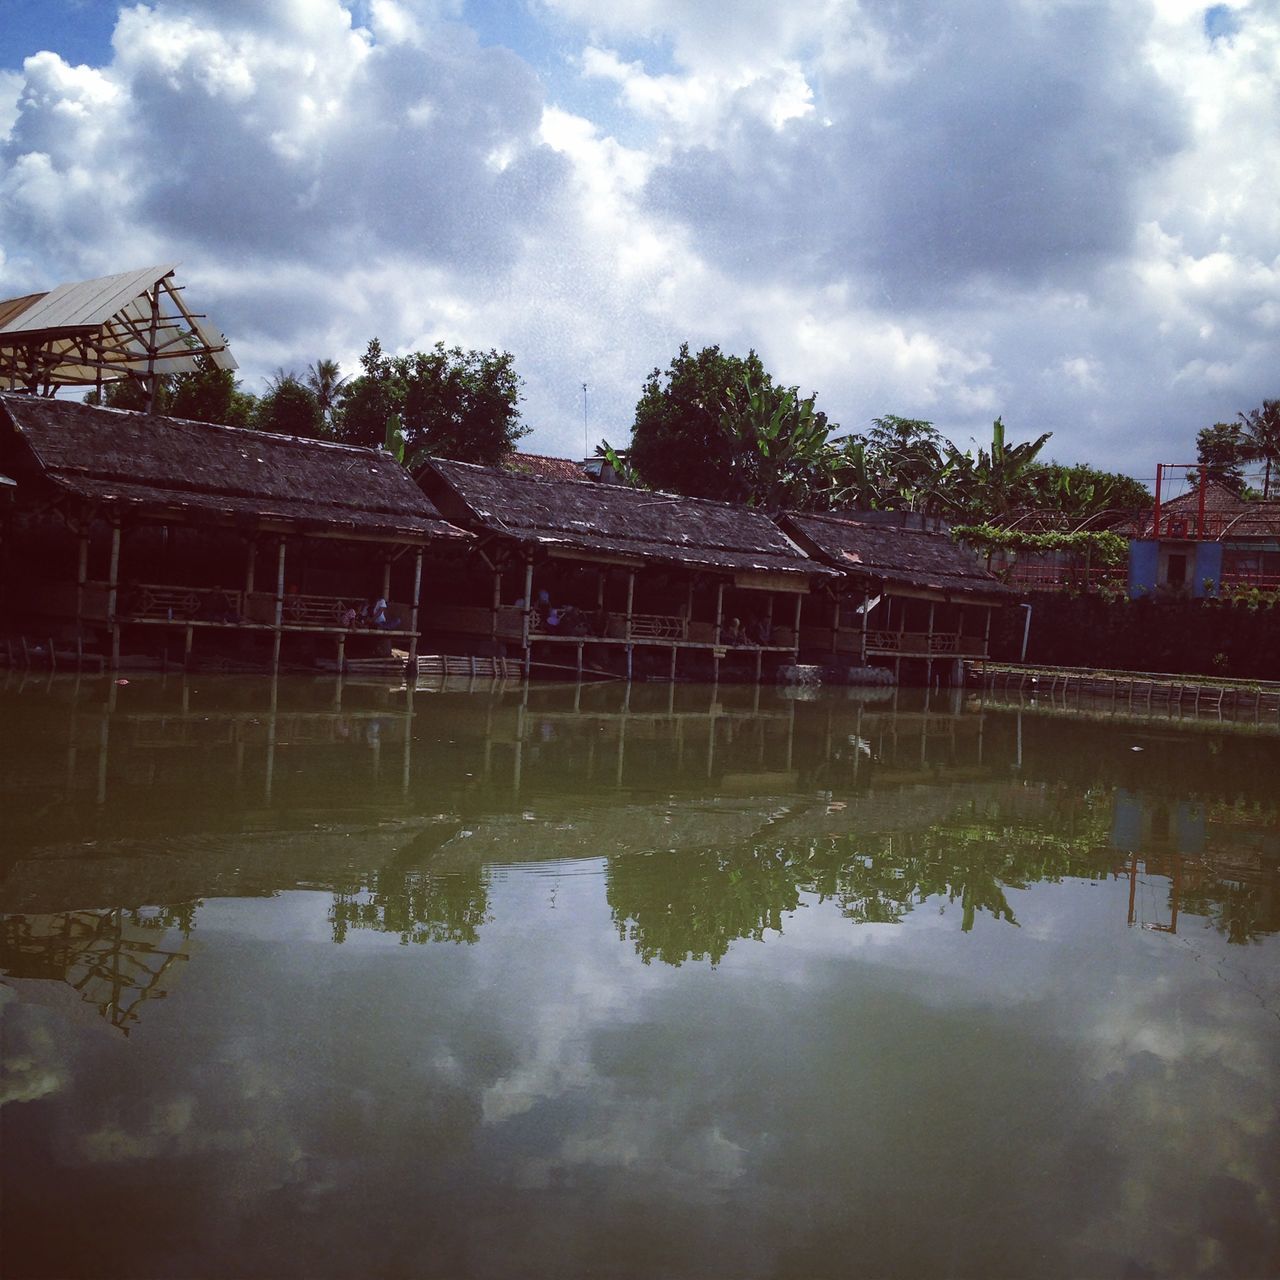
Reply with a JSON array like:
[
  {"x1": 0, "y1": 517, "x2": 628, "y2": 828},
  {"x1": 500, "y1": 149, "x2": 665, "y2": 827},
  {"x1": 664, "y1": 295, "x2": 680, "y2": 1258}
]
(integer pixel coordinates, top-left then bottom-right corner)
[
  {"x1": 0, "y1": 908, "x2": 189, "y2": 1034},
  {"x1": 1, "y1": 673, "x2": 1278, "y2": 1278}
]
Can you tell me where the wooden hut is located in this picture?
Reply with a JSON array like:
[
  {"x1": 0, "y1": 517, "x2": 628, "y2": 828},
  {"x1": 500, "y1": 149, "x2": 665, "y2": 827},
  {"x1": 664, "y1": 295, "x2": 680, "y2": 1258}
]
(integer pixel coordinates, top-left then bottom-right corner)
[
  {"x1": 0, "y1": 394, "x2": 469, "y2": 670},
  {"x1": 779, "y1": 511, "x2": 1014, "y2": 682},
  {"x1": 417, "y1": 458, "x2": 835, "y2": 680}
]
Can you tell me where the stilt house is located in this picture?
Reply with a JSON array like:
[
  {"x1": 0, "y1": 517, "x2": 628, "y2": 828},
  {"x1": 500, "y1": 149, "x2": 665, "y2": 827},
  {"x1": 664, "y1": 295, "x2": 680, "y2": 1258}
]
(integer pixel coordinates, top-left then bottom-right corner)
[
  {"x1": 779, "y1": 511, "x2": 1013, "y2": 682},
  {"x1": 417, "y1": 459, "x2": 835, "y2": 680},
  {"x1": 0, "y1": 394, "x2": 469, "y2": 670}
]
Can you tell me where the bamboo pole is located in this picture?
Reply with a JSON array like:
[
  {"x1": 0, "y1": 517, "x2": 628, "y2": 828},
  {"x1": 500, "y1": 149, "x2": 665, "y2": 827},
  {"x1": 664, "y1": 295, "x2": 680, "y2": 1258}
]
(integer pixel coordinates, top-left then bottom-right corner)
[
  {"x1": 75, "y1": 528, "x2": 88, "y2": 666},
  {"x1": 107, "y1": 521, "x2": 121, "y2": 670},
  {"x1": 272, "y1": 538, "x2": 286, "y2": 675},
  {"x1": 408, "y1": 546, "x2": 424, "y2": 663}
]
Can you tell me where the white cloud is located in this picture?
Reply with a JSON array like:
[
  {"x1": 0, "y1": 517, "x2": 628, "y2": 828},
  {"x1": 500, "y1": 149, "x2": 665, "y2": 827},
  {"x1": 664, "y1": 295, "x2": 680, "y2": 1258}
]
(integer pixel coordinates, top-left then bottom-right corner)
[{"x1": 0, "y1": 0, "x2": 1276, "y2": 468}]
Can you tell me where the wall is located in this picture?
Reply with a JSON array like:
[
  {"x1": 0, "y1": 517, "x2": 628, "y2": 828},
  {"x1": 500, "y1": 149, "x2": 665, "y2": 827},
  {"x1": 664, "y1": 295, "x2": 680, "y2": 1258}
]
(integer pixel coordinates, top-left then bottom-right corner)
[{"x1": 990, "y1": 594, "x2": 1280, "y2": 680}]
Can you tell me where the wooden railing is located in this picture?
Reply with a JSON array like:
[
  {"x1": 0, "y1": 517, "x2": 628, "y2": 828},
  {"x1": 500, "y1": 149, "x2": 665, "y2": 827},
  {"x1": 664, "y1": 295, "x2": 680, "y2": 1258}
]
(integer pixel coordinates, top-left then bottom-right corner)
[
  {"x1": 866, "y1": 630, "x2": 986, "y2": 656},
  {"x1": 118, "y1": 584, "x2": 242, "y2": 622},
  {"x1": 628, "y1": 613, "x2": 689, "y2": 640}
]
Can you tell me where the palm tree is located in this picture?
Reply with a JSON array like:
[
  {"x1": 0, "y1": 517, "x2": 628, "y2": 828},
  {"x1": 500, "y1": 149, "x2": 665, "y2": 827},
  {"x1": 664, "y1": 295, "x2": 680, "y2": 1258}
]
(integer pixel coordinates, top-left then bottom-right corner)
[
  {"x1": 1238, "y1": 399, "x2": 1280, "y2": 499},
  {"x1": 304, "y1": 358, "x2": 350, "y2": 434}
]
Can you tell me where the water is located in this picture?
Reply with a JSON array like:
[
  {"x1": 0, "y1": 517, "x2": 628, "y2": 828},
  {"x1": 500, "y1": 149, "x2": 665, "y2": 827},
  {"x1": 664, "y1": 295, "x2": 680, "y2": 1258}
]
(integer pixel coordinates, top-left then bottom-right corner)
[{"x1": 1, "y1": 674, "x2": 1277, "y2": 1279}]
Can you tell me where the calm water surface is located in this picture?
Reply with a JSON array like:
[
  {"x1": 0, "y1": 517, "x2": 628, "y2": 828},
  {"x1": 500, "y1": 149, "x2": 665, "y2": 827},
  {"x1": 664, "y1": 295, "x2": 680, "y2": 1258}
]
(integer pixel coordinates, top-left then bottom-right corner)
[{"x1": 1, "y1": 674, "x2": 1277, "y2": 1280}]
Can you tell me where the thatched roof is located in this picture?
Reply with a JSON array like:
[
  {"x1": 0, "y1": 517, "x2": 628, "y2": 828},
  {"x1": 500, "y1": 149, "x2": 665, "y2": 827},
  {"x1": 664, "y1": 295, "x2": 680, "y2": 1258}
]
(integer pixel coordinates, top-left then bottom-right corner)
[
  {"x1": 420, "y1": 457, "x2": 832, "y2": 578},
  {"x1": 781, "y1": 510, "x2": 1014, "y2": 599},
  {"x1": 0, "y1": 394, "x2": 468, "y2": 543}
]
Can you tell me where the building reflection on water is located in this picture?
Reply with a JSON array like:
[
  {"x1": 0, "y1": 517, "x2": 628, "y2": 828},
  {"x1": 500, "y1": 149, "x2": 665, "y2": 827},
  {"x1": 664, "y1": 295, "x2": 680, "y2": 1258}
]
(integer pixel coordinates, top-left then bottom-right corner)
[{"x1": 1, "y1": 670, "x2": 1277, "y2": 1030}]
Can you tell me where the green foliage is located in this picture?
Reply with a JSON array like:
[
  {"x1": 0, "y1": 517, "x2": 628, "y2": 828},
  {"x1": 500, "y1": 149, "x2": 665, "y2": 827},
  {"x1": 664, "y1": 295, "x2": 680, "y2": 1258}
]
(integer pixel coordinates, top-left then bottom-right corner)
[
  {"x1": 1021, "y1": 462, "x2": 1151, "y2": 514},
  {"x1": 951, "y1": 524, "x2": 1130, "y2": 565},
  {"x1": 1194, "y1": 421, "x2": 1249, "y2": 494},
  {"x1": 832, "y1": 416, "x2": 948, "y2": 512},
  {"x1": 85, "y1": 357, "x2": 255, "y2": 427},
  {"x1": 1238, "y1": 398, "x2": 1280, "y2": 499},
  {"x1": 384, "y1": 412, "x2": 406, "y2": 464},
  {"x1": 253, "y1": 372, "x2": 324, "y2": 437},
  {"x1": 595, "y1": 439, "x2": 641, "y2": 487},
  {"x1": 719, "y1": 375, "x2": 834, "y2": 509},
  {"x1": 939, "y1": 417, "x2": 1053, "y2": 520},
  {"x1": 628, "y1": 344, "x2": 772, "y2": 501},
  {"x1": 304, "y1": 358, "x2": 350, "y2": 434},
  {"x1": 626, "y1": 344, "x2": 836, "y2": 507},
  {"x1": 336, "y1": 339, "x2": 526, "y2": 466}
]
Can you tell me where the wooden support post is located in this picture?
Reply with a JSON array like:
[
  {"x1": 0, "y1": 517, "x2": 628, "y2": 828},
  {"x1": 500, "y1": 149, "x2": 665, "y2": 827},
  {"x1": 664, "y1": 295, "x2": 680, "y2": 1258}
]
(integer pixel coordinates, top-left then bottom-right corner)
[
  {"x1": 107, "y1": 521, "x2": 122, "y2": 670},
  {"x1": 754, "y1": 649, "x2": 763, "y2": 682},
  {"x1": 625, "y1": 568, "x2": 635, "y2": 683},
  {"x1": 381, "y1": 557, "x2": 392, "y2": 605},
  {"x1": 830, "y1": 591, "x2": 839, "y2": 655},
  {"x1": 143, "y1": 282, "x2": 161, "y2": 413},
  {"x1": 669, "y1": 644, "x2": 678, "y2": 682},
  {"x1": 521, "y1": 556, "x2": 533, "y2": 678},
  {"x1": 245, "y1": 539, "x2": 256, "y2": 598},
  {"x1": 183, "y1": 624, "x2": 193, "y2": 670},
  {"x1": 272, "y1": 537, "x2": 286, "y2": 675},
  {"x1": 861, "y1": 584, "x2": 871, "y2": 665},
  {"x1": 408, "y1": 546, "x2": 424, "y2": 663},
  {"x1": 983, "y1": 606, "x2": 992, "y2": 658},
  {"x1": 337, "y1": 633, "x2": 346, "y2": 674},
  {"x1": 714, "y1": 581, "x2": 725, "y2": 637},
  {"x1": 792, "y1": 592, "x2": 803, "y2": 658},
  {"x1": 75, "y1": 529, "x2": 89, "y2": 667},
  {"x1": 491, "y1": 569, "x2": 501, "y2": 642}
]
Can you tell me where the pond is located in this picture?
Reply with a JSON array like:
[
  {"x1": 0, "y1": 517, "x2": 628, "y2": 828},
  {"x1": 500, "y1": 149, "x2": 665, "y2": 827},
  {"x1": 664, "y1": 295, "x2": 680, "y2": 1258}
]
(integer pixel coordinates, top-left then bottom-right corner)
[{"x1": 1, "y1": 674, "x2": 1278, "y2": 1279}]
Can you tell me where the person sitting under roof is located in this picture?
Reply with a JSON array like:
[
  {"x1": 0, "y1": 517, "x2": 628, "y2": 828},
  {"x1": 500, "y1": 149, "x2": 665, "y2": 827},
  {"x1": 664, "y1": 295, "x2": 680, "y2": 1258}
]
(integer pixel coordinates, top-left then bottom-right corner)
[
  {"x1": 199, "y1": 586, "x2": 238, "y2": 624},
  {"x1": 720, "y1": 617, "x2": 745, "y2": 646},
  {"x1": 371, "y1": 596, "x2": 401, "y2": 629}
]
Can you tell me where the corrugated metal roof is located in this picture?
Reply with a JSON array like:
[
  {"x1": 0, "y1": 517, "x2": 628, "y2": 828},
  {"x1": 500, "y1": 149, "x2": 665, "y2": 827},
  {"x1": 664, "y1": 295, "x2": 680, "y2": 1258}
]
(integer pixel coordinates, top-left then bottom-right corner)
[
  {"x1": 0, "y1": 292, "x2": 45, "y2": 333},
  {"x1": 0, "y1": 265, "x2": 177, "y2": 336},
  {"x1": 0, "y1": 266, "x2": 236, "y2": 387}
]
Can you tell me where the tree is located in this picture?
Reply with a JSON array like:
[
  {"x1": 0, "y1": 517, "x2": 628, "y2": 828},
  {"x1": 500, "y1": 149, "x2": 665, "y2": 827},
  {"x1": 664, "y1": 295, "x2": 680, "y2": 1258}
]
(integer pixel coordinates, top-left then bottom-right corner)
[
  {"x1": 85, "y1": 357, "x2": 256, "y2": 427},
  {"x1": 1194, "y1": 421, "x2": 1249, "y2": 495},
  {"x1": 335, "y1": 339, "x2": 526, "y2": 465},
  {"x1": 719, "y1": 375, "x2": 835, "y2": 509},
  {"x1": 253, "y1": 372, "x2": 324, "y2": 438},
  {"x1": 940, "y1": 417, "x2": 1052, "y2": 520},
  {"x1": 1238, "y1": 399, "x2": 1280, "y2": 499},
  {"x1": 304, "y1": 358, "x2": 350, "y2": 434},
  {"x1": 169, "y1": 357, "x2": 255, "y2": 427},
  {"x1": 1020, "y1": 462, "x2": 1150, "y2": 516},
  {"x1": 627, "y1": 344, "x2": 773, "y2": 501},
  {"x1": 836, "y1": 416, "x2": 952, "y2": 513}
]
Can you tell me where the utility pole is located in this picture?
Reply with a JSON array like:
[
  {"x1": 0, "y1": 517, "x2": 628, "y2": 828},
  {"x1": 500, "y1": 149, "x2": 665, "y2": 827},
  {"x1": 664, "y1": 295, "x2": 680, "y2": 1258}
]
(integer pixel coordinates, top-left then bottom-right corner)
[{"x1": 582, "y1": 382, "x2": 588, "y2": 460}]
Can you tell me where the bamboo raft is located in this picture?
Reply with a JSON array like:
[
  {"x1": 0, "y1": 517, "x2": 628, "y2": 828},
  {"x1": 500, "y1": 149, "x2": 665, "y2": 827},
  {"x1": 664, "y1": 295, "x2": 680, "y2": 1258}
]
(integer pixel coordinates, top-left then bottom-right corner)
[{"x1": 969, "y1": 660, "x2": 1280, "y2": 722}]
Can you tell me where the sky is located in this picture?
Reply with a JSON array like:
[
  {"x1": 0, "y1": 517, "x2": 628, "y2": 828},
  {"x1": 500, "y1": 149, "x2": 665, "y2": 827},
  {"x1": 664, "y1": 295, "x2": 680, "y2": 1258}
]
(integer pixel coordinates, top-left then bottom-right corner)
[{"x1": 0, "y1": 0, "x2": 1277, "y2": 479}]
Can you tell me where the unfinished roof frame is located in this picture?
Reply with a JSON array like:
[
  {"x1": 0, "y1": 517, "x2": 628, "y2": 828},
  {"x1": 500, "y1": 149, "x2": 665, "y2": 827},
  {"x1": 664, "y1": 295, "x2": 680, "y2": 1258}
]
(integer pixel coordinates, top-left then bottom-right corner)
[{"x1": 0, "y1": 265, "x2": 235, "y2": 406}]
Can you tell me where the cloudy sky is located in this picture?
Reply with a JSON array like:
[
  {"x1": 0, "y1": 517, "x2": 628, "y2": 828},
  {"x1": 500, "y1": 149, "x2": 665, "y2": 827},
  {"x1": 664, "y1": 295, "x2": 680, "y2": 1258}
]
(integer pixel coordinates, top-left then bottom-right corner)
[{"x1": 1, "y1": 0, "x2": 1277, "y2": 477}]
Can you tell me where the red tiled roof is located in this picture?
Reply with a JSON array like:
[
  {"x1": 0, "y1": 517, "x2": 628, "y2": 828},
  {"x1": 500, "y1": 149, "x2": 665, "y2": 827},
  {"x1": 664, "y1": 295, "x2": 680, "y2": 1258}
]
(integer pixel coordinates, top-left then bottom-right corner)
[{"x1": 504, "y1": 453, "x2": 587, "y2": 482}]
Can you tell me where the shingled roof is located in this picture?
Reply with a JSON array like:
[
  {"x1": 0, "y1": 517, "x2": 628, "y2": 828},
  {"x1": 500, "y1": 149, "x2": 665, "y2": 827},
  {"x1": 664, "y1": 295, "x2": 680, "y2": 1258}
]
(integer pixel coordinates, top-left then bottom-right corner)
[
  {"x1": 780, "y1": 510, "x2": 1014, "y2": 599},
  {"x1": 1138, "y1": 481, "x2": 1280, "y2": 540},
  {"x1": 0, "y1": 393, "x2": 467, "y2": 543},
  {"x1": 504, "y1": 452, "x2": 589, "y2": 482},
  {"x1": 419, "y1": 457, "x2": 831, "y2": 578}
]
